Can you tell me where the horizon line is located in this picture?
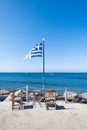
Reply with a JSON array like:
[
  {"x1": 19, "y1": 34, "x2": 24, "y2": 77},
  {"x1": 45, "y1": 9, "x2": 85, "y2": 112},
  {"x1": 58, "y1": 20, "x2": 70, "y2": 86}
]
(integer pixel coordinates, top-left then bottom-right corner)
[{"x1": 0, "y1": 71, "x2": 87, "y2": 73}]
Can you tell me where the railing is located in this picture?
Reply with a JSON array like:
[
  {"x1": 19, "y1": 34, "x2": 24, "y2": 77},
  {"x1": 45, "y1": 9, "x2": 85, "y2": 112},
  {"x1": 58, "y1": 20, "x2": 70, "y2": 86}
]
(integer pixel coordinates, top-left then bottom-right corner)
[
  {"x1": 0, "y1": 85, "x2": 68, "y2": 103},
  {"x1": 25, "y1": 85, "x2": 68, "y2": 103}
]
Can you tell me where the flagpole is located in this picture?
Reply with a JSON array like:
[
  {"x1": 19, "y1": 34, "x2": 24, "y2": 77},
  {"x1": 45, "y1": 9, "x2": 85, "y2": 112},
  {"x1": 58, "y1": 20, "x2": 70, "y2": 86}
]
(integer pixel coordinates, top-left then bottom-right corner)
[{"x1": 42, "y1": 38, "x2": 45, "y2": 93}]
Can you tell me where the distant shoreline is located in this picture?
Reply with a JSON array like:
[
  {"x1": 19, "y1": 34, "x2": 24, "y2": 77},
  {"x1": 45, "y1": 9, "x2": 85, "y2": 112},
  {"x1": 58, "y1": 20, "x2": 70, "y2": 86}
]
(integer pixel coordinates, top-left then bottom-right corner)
[{"x1": 0, "y1": 72, "x2": 87, "y2": 73}]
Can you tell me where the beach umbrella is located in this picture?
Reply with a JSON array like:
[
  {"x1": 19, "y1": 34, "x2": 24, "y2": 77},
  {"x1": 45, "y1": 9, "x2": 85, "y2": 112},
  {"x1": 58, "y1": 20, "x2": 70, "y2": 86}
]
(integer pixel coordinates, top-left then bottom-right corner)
[
  {"x1": 4, "y1": 89, "x2": 26, "y2": 101},
  {"x1": 15, "y1": 89, "x2": 26, "y2": 96},
  {"x1": 0, "y1": 89, "x2": 9, "y2": 95},
  {"x1": 64, "y1": 91, "x2": 78, "y2": 100}
]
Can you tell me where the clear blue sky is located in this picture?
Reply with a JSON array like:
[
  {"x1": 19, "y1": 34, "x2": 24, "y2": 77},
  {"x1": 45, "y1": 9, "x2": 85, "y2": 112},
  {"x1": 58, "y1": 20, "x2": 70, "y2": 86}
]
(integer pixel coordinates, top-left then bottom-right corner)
[{"x1": 0, "y1": 0, "x2": 87, "y2": 72}]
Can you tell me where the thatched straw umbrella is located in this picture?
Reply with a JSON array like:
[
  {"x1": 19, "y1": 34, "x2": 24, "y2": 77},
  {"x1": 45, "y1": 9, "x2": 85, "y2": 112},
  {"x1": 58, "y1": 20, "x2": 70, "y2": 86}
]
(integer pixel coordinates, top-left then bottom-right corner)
[
  {"x1": 4, "y1": 89, "x2": 26, "y2": 101},
  {"x1": 0, "y1": 89, "x2": 9, "y2": 95},
  {"x1": 64, "y1": 91, "x2": 78, "y2": 101}
]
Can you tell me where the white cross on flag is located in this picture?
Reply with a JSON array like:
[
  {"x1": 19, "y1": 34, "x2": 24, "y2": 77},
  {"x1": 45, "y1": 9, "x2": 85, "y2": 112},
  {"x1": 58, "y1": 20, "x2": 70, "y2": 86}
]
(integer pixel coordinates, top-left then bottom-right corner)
[{"x1": 25, "y1": 43, "x2": 43, "y2": 60}]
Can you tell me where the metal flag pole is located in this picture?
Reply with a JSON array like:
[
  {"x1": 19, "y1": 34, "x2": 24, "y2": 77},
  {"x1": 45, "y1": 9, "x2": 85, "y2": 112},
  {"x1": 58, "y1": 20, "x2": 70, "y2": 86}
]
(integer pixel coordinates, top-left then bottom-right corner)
[{"x1": 42, "y1": 38, "x2": 45, "y2": 94}]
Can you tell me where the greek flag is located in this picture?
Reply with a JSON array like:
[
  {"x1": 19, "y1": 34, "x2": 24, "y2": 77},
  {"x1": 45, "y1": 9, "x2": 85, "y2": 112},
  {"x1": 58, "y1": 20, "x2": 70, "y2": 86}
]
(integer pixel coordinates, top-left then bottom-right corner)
[{"x1": 25, "y1": 43, "x2": 43, "y2": 59}]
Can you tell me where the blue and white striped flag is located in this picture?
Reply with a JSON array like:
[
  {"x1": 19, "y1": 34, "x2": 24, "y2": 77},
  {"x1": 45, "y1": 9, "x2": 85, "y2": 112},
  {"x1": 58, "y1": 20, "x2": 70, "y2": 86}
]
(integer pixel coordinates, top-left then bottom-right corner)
[{"x1": 25, "y1": 43, "x2": 43, "y2": 60}]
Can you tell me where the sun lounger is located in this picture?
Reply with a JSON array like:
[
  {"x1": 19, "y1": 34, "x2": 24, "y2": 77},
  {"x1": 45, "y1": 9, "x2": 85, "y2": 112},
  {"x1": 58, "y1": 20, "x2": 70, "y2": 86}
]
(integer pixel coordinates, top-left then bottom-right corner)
[
  {"x1": 12, "y1": 90, "x2": 24, "y2": 111},
  {"x1": 45, "y1": 90, "x2": 56, "y2": 110}
]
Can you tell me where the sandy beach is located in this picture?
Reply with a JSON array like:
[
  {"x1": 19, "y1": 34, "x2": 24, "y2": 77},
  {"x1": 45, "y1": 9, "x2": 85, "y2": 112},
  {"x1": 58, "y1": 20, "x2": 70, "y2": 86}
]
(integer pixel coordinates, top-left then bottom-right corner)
[{"x1": 0, "y1": 101, "x2": 87, "y2": 130}]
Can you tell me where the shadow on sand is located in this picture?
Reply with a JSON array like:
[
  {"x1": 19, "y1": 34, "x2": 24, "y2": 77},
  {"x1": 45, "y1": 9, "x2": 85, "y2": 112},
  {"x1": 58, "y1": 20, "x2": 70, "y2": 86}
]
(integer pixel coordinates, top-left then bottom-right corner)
[
  {"x1": 23, "y1": 104, "x2": 73, "y2": 110},
  {"x1": 56, "y1": 105, "x2": 65, "y2": 110},
  {"x1": 24, "y1": 105, "x2": 33, "y2": 109},
  {"x1": 46, "y1": 104, "x2": 65, "y2": 110},
  {"x1": 56, "y1": 105, "x2": 74, "y2": 110}
]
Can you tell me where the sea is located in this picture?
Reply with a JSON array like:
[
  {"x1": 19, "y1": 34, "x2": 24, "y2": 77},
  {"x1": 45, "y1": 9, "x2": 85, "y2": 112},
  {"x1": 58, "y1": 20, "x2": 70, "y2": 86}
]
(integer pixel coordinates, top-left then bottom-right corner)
[{"x1": 0, "y1": 72, "x2": 87, "y2": 94}]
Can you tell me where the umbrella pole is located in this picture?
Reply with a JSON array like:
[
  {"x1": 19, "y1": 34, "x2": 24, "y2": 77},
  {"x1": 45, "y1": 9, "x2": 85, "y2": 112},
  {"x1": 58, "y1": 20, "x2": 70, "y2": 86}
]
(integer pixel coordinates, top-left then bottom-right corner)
[
  {"x1": 42, "y1": 38, "x2": 45, "y2": 95},
  {"x1": 26, "y1": 85, "x2": 29, "y2": 102}
]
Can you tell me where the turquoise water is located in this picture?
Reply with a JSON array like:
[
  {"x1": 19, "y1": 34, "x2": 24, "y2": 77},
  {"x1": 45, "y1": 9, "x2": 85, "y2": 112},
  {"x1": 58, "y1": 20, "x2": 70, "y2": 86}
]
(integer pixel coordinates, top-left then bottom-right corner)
[{"x1": 0, "y1": 72, "x2": 87, "y2": 93}]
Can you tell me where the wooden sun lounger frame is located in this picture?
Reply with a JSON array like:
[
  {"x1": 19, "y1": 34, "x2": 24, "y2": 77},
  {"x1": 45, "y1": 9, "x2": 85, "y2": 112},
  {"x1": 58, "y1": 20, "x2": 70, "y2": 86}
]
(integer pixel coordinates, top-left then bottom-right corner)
[
  {"x1": 12, "y1": 90, "x2": 23, "y2": 111},
  {"x1": 45, "y1": 90, "x2": 56, "y2": 110}
]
